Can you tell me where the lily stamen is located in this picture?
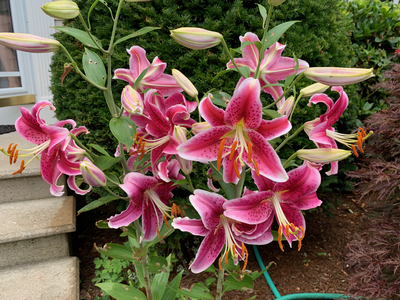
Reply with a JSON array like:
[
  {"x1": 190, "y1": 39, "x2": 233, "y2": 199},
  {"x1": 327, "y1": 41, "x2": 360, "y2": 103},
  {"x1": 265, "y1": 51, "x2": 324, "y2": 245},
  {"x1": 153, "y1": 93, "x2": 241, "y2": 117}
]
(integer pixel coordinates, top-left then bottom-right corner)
[
  {"x1": 13, "y1": 150, "x2": 18, "y2": 164},
  {"x1": 217, "y1": 139, "x2": 226, "y2": 170},
  {"x1": 229, "y1": 141, "x2": 237, "y2": 160},
  {"x1": 248, "y1": 143, "x2": 253, "y2": 162},
  {"x1": 156, "y1": 227, "x2": 162, "y2": 238},
  {"x1": 351, "y1": 144, "x2": 359, "y2": 157},
  {"x1": 12, "y1": 160, "x2": 26, "y2": 175},
  {"x1": 253, "y1": 159, "x2": 260, "y2": 176},
  {"x1": 163, "y1": 214, "x2": 169, "y2": 227},
  {"x1": 233, "y1": 161, "x2": 241, "y2": 179},
  {"x1": 278, "y1": 225, "x2": 284, "y2": 251}
]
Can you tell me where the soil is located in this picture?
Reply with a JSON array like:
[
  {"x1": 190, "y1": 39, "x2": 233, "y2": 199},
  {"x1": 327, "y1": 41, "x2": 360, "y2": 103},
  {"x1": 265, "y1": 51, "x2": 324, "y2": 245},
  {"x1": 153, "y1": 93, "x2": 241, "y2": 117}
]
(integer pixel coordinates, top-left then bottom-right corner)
[{"x1": 75, "y1": 192, "x2": 367, "y2": 300}]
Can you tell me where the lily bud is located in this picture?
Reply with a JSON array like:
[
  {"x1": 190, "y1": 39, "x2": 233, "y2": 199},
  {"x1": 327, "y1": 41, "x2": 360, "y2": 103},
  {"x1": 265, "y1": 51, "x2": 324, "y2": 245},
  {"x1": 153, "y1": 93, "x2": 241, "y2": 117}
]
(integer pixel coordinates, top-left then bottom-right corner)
[
  {"x1": 170, "y1": 27, "x2": 223, "y2": 50},
  {"x1": 277, "y1": 96, "x2": 294, "y2": 116},
  {"x1": 0, "y1": 33, "x2": 60, "y2": 53},
  {"x1": 300, "y1": 83, "x2": 329, "y2": 98},
  {"x1": 172, "y1": 69, "x2": 198, "y2": 98},
  {"x1": 121, "y1": 85, "x2": 144, "y2": 115},
  {"x1": 173, "y1": 126, "x2": 192, "y2": 175},
  {"x1": 80, "y1": 159, "x2": 106, "y2": 187},
  {"x1": 41, "y1": 1, "x2": 80, "y2": 20},
  {"x1": 268, "y1": 0, "x2": 286, "y2": 6},
  {"x1": 191, "y1": 122, "x2": 212, "y2": 135},
  {"x1": 304, "y1": 67, "x2": 374, "y2": 86},
  {"x1": 297, "y1": 148, "x2": 351, "y2": 164}
]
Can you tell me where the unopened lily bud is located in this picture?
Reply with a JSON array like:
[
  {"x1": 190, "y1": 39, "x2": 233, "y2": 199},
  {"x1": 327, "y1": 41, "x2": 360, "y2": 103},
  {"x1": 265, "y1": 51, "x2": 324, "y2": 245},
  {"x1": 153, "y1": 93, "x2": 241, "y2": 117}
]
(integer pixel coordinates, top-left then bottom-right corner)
[
  {"x1": 277, "y1": 96, "x2": 294, "y2": 116},
  {"x1": 121, "y1": 85, "x2": 144, "y2": 115},
  {"x1": 300, "y1": 83, "x2": 329, "y2": 97},
  {"x1": 297, "y1": 148, "x2": 351, "y2": 164},
  {"x1": 170, "y1": 27, "x2": 223, "y2": 50},
  {"x1": 191, "y1": 122, "x2": 212, "y2": 135},
  {"x1": 172, "y1": 69, "x2": 198, "y2": 98},
  {"x1": 268, "y1": 0, "x2": 286, "y2": 6},
  {"x1": 0, "y1": 33, "x2": 60, "y2": 53},
  {"x1": 173, "y1": 126, "x2": 192, "y2": 175},
  {"x1": 41, "y1": 1, "x2": 80, "y2": 20},
  {"x1": 80, "y1": 159, "x2": 106, "y2": 187},
  {"x1": 304, "y1": 67, "x2": 374, "y2": 86}
]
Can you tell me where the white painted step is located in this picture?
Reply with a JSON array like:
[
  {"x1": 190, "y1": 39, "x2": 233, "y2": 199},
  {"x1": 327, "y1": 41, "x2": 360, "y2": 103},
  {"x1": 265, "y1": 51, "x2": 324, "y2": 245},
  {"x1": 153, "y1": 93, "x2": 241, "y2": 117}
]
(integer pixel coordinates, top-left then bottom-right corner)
[
  {"x1": 0, "y1": 256, "x2": 79, "y2": 300},
  {"x1": 0, "y1": 196, "x2": 76, "y2": 244}
]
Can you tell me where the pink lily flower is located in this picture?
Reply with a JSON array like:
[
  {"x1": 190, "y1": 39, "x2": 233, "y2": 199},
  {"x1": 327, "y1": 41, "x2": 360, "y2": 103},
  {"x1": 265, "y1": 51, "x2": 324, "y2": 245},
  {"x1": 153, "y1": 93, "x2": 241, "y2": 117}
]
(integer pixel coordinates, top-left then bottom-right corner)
[
  {"x1": 227, "y1": 32, "x2": 309, "y2": 101},
  {"x1": 10, "y1": 101, "x2": 86, "y2": 196},
  {"x1": 224, "y1": 161, "x2": 322, "y2": 251},
  {"x1": 172, "y1": 189, "x2": 273, "y2": 273},
  {"x1": 114, "y1": 46, "x2": 182, "y2": 96},
  {"x1": 177, "y1": 78, "x2": 291, "y2": 184},
  {"x1": 108, "y1": 171, "x2": 183, "y2": 241},
  {"x1": 304, "y1": 86, "x2": 369, "y2": 175}
]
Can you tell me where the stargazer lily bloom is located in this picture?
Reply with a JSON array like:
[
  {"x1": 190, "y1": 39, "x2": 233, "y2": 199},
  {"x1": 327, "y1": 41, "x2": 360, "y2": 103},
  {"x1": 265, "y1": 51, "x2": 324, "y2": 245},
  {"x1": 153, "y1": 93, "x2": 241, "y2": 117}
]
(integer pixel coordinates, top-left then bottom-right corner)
[
  {"x1": 2, "y1": 101, "x2": 86, "y2": 196},
  {"x1": 304, "y1": 86, "x2": 372, "y2": 174},
  {"x1": 108, "y1": 171, "x2": 183, "y2": 241},
  {"x1": 227, "y1": 32, "x2": 309, "y2": 101},
  {"x1": 114, "y1": 46, "x2": 182, "y2": 96},
  {"x1": 177, "y1": 78, "x2": 291, "y2": 183},
  {"x1": 224, "y1": 161, "x2": 322, "y2": 251},
  {"x1": 172, "y1": 190, "x2": 273, "y2": 273}
]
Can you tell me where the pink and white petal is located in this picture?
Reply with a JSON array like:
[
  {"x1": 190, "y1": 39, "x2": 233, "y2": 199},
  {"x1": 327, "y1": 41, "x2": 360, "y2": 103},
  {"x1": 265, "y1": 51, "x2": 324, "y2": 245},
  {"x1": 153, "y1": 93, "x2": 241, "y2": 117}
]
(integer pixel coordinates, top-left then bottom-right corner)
[
  {"x1": 294, "y1": 192, "x2": 322, "y2": 210},
  {"x1": 67, "y1": 175, "x2": 91, "y2": 195},
  {"x1": 58, "y1": 154, "x2": 81, "y2": 175},
  {"x1": 199, "y1": 96, "x2": 226, "y2": 127},
  {"x1": 177, "y1": 126, "x2": 232, "y2": 163},
  {"x1": 15, "y1": 117, "x2": 48, "y2": 145},
  {"x1": 165, "y1": 92, "x2": 186, "y2": 109},
  {"x1": 172, "y1": 217, "x2": 209, "y2": 236},
  {"x1": 108, "y1": 201, "x2": 143, "y2": 229},
  {"x1": 259, "y1": 42, "x2": 286, "y2": 70},
  {"x1": 144, "y1": 56, "x2": 167, "y2": 82},
  {"x1": 259, "y1": 75, "x2": 284, "y2": 101},
  {"x1": 189, "y1": 189, "x2": 226, "y2": 230},
  {"x1": 206, "y1": 168, "x2": 220, "y2": 192},
  {"x1": 142, "y1": 74, "x2": 182, "y2": 97},
  {"x1": 146, "y1": 102, "x2": 171, "y2": 133},
  {"x1": 308, "y1": 93, "x2": 334, "y2": 111},
  {"x1": 251, "y1": 170, "x2": 275, "y2": 191},
  {"x1": 225, "y1": 78, "x2": 262, "y2": 129},
  {"x1": 145, "y1": 89, "x2": 165, "y2": 114},
  {"x1": 236, "y1": 229, "x2": 273, "y2": 245},
  {"x1": 223, "y1": 191, "x2": 275, "y2": 224},
  {"x1": 128, "y1": 46, "x2": 150, "y2": 78},
  {"x1": 222, "y1": 151, "x2": 241, "y2": 184},
  {"x1": 279, "y1": 204, "x2": 306, "y2": 246},
  {"x1": 40, "y1": 124, "x2": 70, "y2": 151},
  {"x1": 276, "y1": 162, "x2": 321, "y2": 203},
  {"x1": 31, "y1": 101, "x2": 55, "y2": 124},
  {"x1": 142, "y1": 199, "x2": 163, "y2": 242},
  {"x1": 308, "y1": 121, "x2": 335, "y2": 146},
  {"x1": 54, "y1": 119, "x2": 76, "y2": 129},
  {"x1": 49, "y1": 171, "x2": 65, "y2": 197},
  {"x1": 325, "y1": 86, "x2": 348, "y2": 128},
  {"x1": 190, "y1": 225, "x2": 225, "y2": 273},
  {"x1": 242, "y1": 187, "x2": 256, "y2": 196},
  {"x1": 326, "y1": 160, "x2": 338, "y2": 176},
  {"x1": 244, "y1": 130, "x2": 288, "y2": 182},
  {"x1": 255, "y1": 115, "x2": 292, "y2": 140},
  {"x1": 70, "y1": 126, "x2": 89, "y2": 136},
  {"x1": 114, "y1": 68, "x2": 135, "y2": 86},
  {"x1": 266, "y1": 57, "x2": 309, "y2": 80},
  {"x1": 40, "y1": 147, "x2": 61, "y2": 186},
  {"x1": 165, "y1": 104, "x2": 188, "y2": 122},
  {"x1": 233, "y1": 214, "x2": 273, "y2": 240},
  {"x1": 239, "y1": 32, "x2": 261, "y2": 69},
  {"x1": 121, "y1": 172, "x2": 158, "y2": 199},
  {"x1": 129, "y1": 113, "x2": 151, "y2": 129}
]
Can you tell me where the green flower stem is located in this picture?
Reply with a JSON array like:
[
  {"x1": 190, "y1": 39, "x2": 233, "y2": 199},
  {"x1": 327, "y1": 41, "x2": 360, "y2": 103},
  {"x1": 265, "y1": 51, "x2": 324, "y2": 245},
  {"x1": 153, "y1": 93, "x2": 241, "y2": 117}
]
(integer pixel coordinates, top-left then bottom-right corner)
[
  {"x1": 108, "y1": 0, "x2": 125, "y2": 54},
  {"x1": 60, "y1": 45, "x2": 107, "y2": 91},
  {"x1": 78, "y1": 13, "x2": 106, "y2": 54},
  {"x1": 215, "y1": 267, "x2": 225, "y2": 300},
  {"x1": 104, "y1": 174, "x2": 121, "y2": 186},
  {"x1": 283, "y1": 152, "x2": 297, "y2": 169},
  {"x1": 133, "y1": 220, "x2": 153, "y2": 300},
  {"x1": 70, "y1": 134, "x2": 91, "y2": 153},
  {"x1": 288, "y1": 92, "x2": 303, "y2": 123},
  {"x1": 254, "y1": 4, "x2": 274, "y2": 79},
  {"x1": 234, "y1": 167, "x2": 246, "y2": 198},
  {"x1": 195, "y1": 95, "x2": 201, "y2": 122},
  {"x1": 275, "y1": 124, "x2": 304, "y2": 153},
  {"x1": 186, "y1": 174, "x2": 195, "y2": 191},
  {"x1": 103, "y1": 185, "x2": 129, "y2": 200},
  {"x1": 220, "y1": 39, "x2": 246, "y2": 78}
]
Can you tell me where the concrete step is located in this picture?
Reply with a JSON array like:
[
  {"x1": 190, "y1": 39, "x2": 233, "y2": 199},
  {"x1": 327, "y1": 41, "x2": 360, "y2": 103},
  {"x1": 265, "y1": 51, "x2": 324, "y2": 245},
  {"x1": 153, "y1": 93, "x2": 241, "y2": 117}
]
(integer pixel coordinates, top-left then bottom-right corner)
[
  {"x1": 0, "y1": 233, "x2": 70, "y2": 269},
  {"x1": 0, "y1": 256, "x2": 79, "y2": 300},
  {"x1": 0, "y1": 196, "x2": 76, "y2": 244}
]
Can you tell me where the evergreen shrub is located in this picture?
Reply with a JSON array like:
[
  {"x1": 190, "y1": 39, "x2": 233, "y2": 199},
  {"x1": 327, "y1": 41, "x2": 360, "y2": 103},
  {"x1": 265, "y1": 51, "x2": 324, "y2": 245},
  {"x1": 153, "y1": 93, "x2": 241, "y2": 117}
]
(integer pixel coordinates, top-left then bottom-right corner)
[{"x1": 50, "y1": 0, "x2": 360, "y2": 192}]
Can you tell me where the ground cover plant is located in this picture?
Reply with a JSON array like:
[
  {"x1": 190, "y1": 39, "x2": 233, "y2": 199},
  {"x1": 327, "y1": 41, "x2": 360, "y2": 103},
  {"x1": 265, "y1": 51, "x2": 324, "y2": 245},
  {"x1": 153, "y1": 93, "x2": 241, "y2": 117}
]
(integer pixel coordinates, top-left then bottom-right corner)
[{"x1": 0, "y1": 0, "x2": 375, "y2": 299}]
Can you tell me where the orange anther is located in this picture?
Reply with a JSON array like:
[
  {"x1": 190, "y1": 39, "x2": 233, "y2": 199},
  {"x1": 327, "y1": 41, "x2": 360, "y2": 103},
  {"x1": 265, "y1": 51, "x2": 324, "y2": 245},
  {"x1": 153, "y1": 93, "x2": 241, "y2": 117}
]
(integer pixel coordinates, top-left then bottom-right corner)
[
  {"x1": 253, "y1": 159, "x2": 260, "y2": 176},
  {"x1": 233, "y1": 161, "x2": 241, "y2": 179},
  {"x1": 138, "y1": 143, "x2": 145, "y2": 161},
  {"x1": 298, "y1": 238, "x2": 302, "y2": 251},
  {"x1": 13, "y1": 150, "x2": 18, "y2": 164},
  {"x1": 156, "y1": 227, "x2": 162, "y2": 238},
  {"x1": 359, "y1": 127, "x2": 367, "y2": 138},
  {"x1": 285, "y1": 224, "x2": 290, "y2": 237},
  {"x1": 7, "y1": 143, "x2": 13, "y2": 154},
  {"x1": 241, "y1": 242, "x2": 245, "y2": 257},
  {"x1": 218, "y1": 256, "x2": 223, "y2": 271},
  {"x1": 9, "y1": 144, "x2": 17, "y2": 165},
  {"x1": 247, "y1": 143, "x2": 253, "y2": 162},
  {"x1": 357, "y1": 134, "x2": 364, "y2": 153},
  {"x1": 278, "y1": 225, "x2": 284, "y2": 252},
  {"x1": 217, "y1": 139, "x2": 226, "y2": 171},
  {"x1": 225, "y1": 250, "x2": 229, "y2": 265},
  {"x1": 163, "y1": 214, "x2": 169, "y2": 227},
  {"x1": 299, "y1": 226, "x2": 305, "y2": 240},
  {"x1": 242, "y1": 245, "x2": 248, "y2": 271},
  {"x1": 229, "y1": 141, "x2": 238, "y2": 160},
  {"x1": 351, "y1": 144, "x2": 359, "y2": 157}
]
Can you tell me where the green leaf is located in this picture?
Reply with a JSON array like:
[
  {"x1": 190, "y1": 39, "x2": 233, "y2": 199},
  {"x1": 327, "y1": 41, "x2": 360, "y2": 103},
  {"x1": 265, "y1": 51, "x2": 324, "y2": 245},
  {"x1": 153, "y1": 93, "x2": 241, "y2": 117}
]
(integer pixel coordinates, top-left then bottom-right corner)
[
  {"x1": 109, "y1": 116, "x2": 137, "y2": 149},
  {"x1": 77, "y1": 195, "x2": 119, "y2": 215},
  {"x1": 82, "y1": 48, "x2": 107, "y2": 87},
  {"x1": 104, "y1": 172, "x2": 120, "y2": 186},
  {"x1": 208, "y1": 162, "x2": 235, "y2": 199},
  {"x1": 94, "y1": 155, "x2": 121, "y2": 170},
  {"x1": 114, "y1": 27, "x2": 161, "y2": 46},
  {"x1": 133, "y1": 66, "x2": 149, "y2": 90},
  {"x1": 256, "y1": 4, "x2": 267, "y2": 28},
  {"x1": 52, "y1": 26, "x2": 102, "y2": 49},
  {"x1": 211, "y1": 68, "x2": 236, "y2": 83},
  {"x1": 150, "y1": 256, "x2": 171, "y2": 300},
  {"x1": 204, "y1": 264, "x2": 217, "y2": 275},
  {"x1": 261, "y1": 21, "x2": 299, "y2": 53},
  {"x1": 205, "y1": 277, "x2": 216, "y2": 287},
  {"x1": 96, "y1": 282, "x2": 146, "y2": 300},
  {"x1": 97, "y1": 243, "x2": 135, "y2": 262},
  {"x1": 271, "y1": 229, "x2": 286, "y2": 241},
  {"x1": 172, "y1": 179, "x2": 189, "y2": 186},
  {"x1": 147, "y1": 256, "x2": 168, "y2": 273},
  {"x1": 262, "y1": 109, "x2": 281, "y2": 119},
  {"x1": 88, "y1": 144, "x2": 111, "y2": 156},
  {"x1": 144, "y1": 220, "x2": 174, "y2": 248},
  {"x1": 223, "y1": 274, "x2": 253, "y2": 293},
  {"x1": 178, "y1": 283, "x2": 213, "y2": 299},
  {"x1": 162, "y1": 270, "x2": 183, "y2": 300},
  {"x1": 96, "y1": 220, "x2": 110, "y2": 229},
  {"x1": 250, "y1": 261, "x2": 275, "y2": 280},
  {"x1": 238, "y1": 66, "x2": 251, "y2": 78},
  {"x1": 210, "y1": 91, "x2": 231, "y2": 107}
]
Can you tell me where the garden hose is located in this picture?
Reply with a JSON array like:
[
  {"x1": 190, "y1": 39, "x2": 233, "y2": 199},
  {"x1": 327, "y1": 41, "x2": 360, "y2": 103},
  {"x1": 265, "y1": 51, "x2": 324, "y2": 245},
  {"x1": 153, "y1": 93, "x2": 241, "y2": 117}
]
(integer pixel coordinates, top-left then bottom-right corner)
[{"x1": 252, "y1": 245, "x2": 351, "y2": 300}]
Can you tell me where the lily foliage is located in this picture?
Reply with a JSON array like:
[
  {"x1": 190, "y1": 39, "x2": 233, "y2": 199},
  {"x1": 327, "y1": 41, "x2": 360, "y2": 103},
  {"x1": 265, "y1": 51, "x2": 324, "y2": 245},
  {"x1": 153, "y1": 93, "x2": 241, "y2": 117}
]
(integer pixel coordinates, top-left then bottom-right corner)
[{"x1": 0, "y1": 0, "x2": 374, "y2": 299}]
